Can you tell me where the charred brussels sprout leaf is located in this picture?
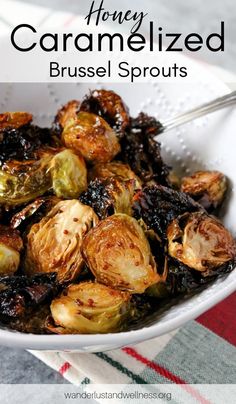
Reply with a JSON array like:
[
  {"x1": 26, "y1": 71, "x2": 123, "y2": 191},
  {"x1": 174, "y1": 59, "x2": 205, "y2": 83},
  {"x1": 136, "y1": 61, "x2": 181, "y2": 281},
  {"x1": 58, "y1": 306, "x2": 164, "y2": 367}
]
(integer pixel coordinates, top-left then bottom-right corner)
[
  {"x1": 25, "y1": 200, "x2": 99, "y2": 283},
  {"x1": 167, "y1": 211, "x2": 236, "y2": 274},
  {"x1": 133, "y1": 185, "x2": 202, "y2": 240},
  {"x1": 79, "y1": 177, "x2": 136, "y2": 219},
  {"x1": 62, "y1": 111, "x2": 120, "y2": 164},
  {"x1": 0, "y1": 225, "x2": 23, "y2": 275},
  {"x1": 47, "y1": 282, "x2": 131, "y2": 334},
  {"x1": 119, "y1": 113, "x2": 169, "y2": 185},
  {"x1": 80, "y1": 89, "x2": 130, "y2": 136},
  {"x1": 53, "y1": 100, "x2": 80, "y2": 134},
  {"x1": 82, "y1": 214, "x2": 160, "y2": 293},
  {"x1": 50, "y1": 149, "x2": 87, "y2": 198},
  {"x1": 0, "y1": 273, "x2": 58, "y2": 319},
  {"x1": 181, "y1": 170, "x2": 227, "y2": 211}
]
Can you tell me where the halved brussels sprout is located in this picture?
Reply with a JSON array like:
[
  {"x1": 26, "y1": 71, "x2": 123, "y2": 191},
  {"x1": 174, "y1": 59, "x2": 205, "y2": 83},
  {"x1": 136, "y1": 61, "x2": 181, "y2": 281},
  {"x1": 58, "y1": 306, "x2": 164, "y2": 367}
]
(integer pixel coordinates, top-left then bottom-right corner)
[
  {"x1": 0, "y1": 225, "x2": 23, "y2": 275},
  {"x1": 47, "y1": 281, "x2": 131, "y2": 334},
  {"x1": 167, "y1": 211, "x2": 236, "y2": 273},
  {"x1": 80, "y1": 177, "x2": 136, "y2": 219},
  {"x1": 25, "y1": 200, "x2": 99, "y2": 283},
  {"x1": 0, "y1": 112, "x2": 32, "y2": 131},
  {"x1": 82, "y1": 214, "x2": 160, "y2": 293},
  {"x1": 89, "y1": 161, "x2": 142, "y2": 189},
  {"x1": 62, "y1": 111, "x2": 120, "y2": 164},
  {"x1": 50, "y1": 149, "x2": 87, "y2": 198},
  {"x1": 181, "y1": 170, "x2": 227, "y2": 210},
  {"x1": 0, "y1": 148, "x2": 87, "y2": 207},
  {"x1": 80, "y1": 89, "x2": 130, "y2": 136}
]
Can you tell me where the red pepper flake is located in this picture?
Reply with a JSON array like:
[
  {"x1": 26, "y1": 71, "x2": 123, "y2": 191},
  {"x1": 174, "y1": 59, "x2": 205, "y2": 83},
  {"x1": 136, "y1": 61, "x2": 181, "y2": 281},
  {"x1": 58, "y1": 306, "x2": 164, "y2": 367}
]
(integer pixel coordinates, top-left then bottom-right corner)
[
  {"x1": 129, "y1": 243, "x2": 135, "y2": 249},
  {"x1": 135, "y1": 261, "x2": 140, "y2": 266},
  {"x1": 76, "y1": 298, "x2": 84, "y2": 306},
  {"x1": 88, "y1": 298, "x2": 95, "y2": 307},
  {"x1": 73, "y1": 218, "x2": 79, "y2": 222},
  {"x1": 63, "y1": 229, "x2": 69, "y2": 235}
]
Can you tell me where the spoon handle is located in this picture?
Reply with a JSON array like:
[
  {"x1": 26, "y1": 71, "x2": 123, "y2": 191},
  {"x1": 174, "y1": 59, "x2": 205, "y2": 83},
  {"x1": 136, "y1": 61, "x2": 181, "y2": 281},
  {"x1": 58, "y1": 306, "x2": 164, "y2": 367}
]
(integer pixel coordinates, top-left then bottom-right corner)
[{"x1": 161, "y1": 91, "x2": 236, "y2": 133}]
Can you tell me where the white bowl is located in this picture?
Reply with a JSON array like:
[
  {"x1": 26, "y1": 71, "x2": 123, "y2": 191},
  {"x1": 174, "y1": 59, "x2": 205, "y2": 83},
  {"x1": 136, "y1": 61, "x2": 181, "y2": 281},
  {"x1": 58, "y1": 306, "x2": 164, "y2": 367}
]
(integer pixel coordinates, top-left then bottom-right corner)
[{"x1": 0, "y1": 77, "x2": 236, "y2": 351}]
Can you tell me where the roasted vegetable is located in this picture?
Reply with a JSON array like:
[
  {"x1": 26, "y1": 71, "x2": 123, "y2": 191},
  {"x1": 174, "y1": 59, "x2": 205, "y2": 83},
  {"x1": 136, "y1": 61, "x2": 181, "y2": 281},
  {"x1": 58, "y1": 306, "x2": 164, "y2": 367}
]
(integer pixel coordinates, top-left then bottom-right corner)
[
  {"x1": 47, "y1": 281, "x2": 131, "y2": 334},
  {"x1": 10, "y1": 196, "x2": 61, "y2": 230},
  {"x1": 0, "y1": 225, "x2": 23, "y2": 275},
  {"x1": 0, "y1": 112, "x2": 32, "y2": 131},
  {"x1": 49, "y1": 148, "x2": 87, "y2": 198},
  {"x1": 25, "y1": 200, "x2": 99, "y2": 283},
  {"x1": 167, "y1": 211, "x2": 236, "y2": 274},
  {"x1": 133, "y1": 185, "x2": 202, "y2": 240},
  {"x1": 181, "y1": 170, "x2": 227, "y2": 211},
  {"x1": 53, "y1": 100, "x2": 80, "y2": 133},
  {"x1": 89, "y1": 161, "x2": 142, "y2": 189},
  {"x1": 80, "y1": 89, "x2": 130, "y2": 136},
  {"x1": 119, "y1": 113, "x2": 169, "y2": 185},
  {"x1": 62, "y1": 111, "x2": 120, "y2": 164},
  {"x1": 80, "y1": 177, "x2": 136, "y2": 219},
  {"x1": 82, "y1": 214, "x2": 159, "y2": 293},
  {"x1": 0, "y1": 273, "x2": 58, "y2": 319},
  {"x1": 0, "y1": 147, "x2": 87, "y2": 207}
]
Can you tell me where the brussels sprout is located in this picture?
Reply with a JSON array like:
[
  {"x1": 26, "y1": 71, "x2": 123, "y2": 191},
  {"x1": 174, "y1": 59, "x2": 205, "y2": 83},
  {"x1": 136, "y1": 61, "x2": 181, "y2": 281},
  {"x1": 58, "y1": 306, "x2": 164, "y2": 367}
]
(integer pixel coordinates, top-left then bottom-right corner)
[
  {"x1": 80, "y1": 89, "x2": 130, "y2": 136},
  {"x1": 0, "y1": 149, "x2": 53, "y2": 206},
  {"x1": 80, "y1": 177, "x2": 136, "y2": 219},
  {"x1": 167, "y1": 211, "x2": 236, "y2": 273},
  {"x1": 181, "y1": 170, "x2": 227, "y2": 210},
  {"x1": 47, "y1": 281, "x2": 131, "y2": 334},
  {"x1": 54, "y1": 100, "x2": 80, "y2": 133},
  {"x1": 0, "y1": 148, "x2": 87, "y2": 207},
  {"x1": 25, "y1": 200, "x2": 99, "y2": 283},
  {"x1": 89, "y1": 161, "x2": 142, "y2": 189},
  {"x1": 0, "y1": 225, "x2": 23, "y2": 275},
  {"x1": 50, "y1": 149, "x2": 87, "y2": 198},
  {"x1": 82, "y1": 214, "x2": 160, "y2": 293},
  {"x1": 62, "y1": 112, "x2": 120, "y2": 164},
  {"x1": 0, "y1": 112, "x2": 32, "y2": 131}
]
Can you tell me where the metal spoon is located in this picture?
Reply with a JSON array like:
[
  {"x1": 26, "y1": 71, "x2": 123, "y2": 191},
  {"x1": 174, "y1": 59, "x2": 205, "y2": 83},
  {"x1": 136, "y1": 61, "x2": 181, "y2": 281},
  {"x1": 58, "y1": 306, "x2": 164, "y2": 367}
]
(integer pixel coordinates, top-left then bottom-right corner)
[{"x1": 159, "y1": 90, "x2": 236, "y2": 133}]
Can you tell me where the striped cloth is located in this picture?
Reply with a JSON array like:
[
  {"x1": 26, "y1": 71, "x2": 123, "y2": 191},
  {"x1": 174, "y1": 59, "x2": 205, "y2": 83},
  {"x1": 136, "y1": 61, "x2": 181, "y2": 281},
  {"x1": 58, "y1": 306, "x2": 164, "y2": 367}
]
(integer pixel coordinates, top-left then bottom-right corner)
[{"x1": 30, "y1": 292, "x2": 236, "y2": 390}]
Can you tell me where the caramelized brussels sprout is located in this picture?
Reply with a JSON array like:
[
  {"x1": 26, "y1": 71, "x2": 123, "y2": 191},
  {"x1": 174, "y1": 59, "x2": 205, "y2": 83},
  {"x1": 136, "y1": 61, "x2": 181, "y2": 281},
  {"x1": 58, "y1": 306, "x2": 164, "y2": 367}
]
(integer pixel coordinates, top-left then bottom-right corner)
[
  {"x1": 181, "y1": 170, "x2": 227, "y2": 210},
  {"x1": 0, "y1": 225, "x2": 23, "y2": 275},
  {"x1": 25, "y1": 200, "x2": 99, "y2": 283},
  {"x1": 62, "y1": 111, "x2": 120, "y2": 164},
  {"x1": 50, "y1": 148, "x2": 87, "y2": 198},
  {"x1": 119, "y1": 113, "x2": 169, "y2": 185},
  {"x1": 133, "y1": 185, "x2": 202, "y2": 240},
  {"x1": 47, "y1": 281, "x2": 131, "y2": 334},
  {"x1": 80, "y1": 89, "x2": 130, "y2": 136},
  {"x1": 0, "y1": 148, "x2": 87, "y2": 207},
  {"x1": 89, "y1": 161, "x2": 142, "y2": 189},
  {"x1": 82, "y1": 214, "x2": 159, "y2": 293},
  {"x1": 80, "y1": 178, "x2": 136, "y2": 219},
  {"x1": 54, "y1": 100, "x2": 80, "y2": 132},
  {"x1": 167, "y1": 211, "x2": 236, "y2": 273},
  {"x1": 0, "y1": 112, "x2": 32, "y2": 131},
  {"x1": 0, "y1": 273, "x2": 58, "y2": 319}
]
